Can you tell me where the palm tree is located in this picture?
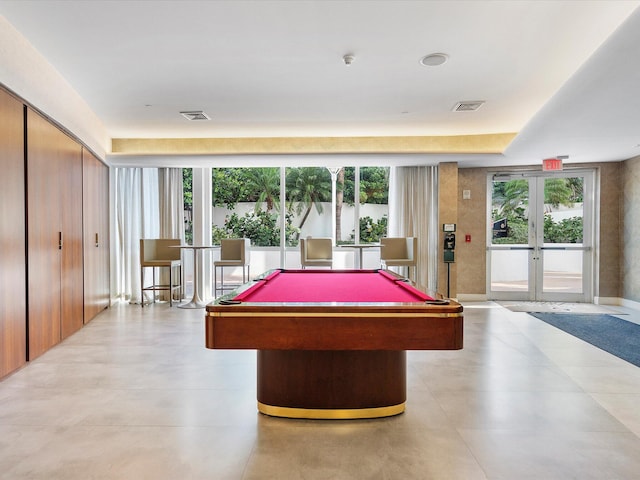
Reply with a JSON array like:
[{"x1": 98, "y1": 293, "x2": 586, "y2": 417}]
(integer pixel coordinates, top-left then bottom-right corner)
[
  {"x1": 286, "y1": 167, "x2": 332, "y2": 232},
  {"x1": 244, "y1": 168, "x2": 280, "y2": 212},
  {"x1": 544, "y1": 178, "x2": 574, "y2": 210},
  {"x1": 492, "y1": 179, "x2": 529, "y2": 220}
]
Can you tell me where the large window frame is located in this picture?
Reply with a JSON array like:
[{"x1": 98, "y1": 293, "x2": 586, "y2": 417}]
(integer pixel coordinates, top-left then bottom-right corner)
[{"x1": 185, "y1": 165, "x2": 390, "y2": 298}]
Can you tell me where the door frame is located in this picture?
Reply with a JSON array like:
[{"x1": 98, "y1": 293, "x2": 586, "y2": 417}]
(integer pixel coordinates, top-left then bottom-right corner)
[{"x1": 486, "y1": 168, "x2": 597, "y2": 302}]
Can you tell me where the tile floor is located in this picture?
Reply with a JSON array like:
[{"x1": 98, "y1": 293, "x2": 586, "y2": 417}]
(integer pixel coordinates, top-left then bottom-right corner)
[{"x1": 1, "y1": 302, "x2": 640, "y2": 479}]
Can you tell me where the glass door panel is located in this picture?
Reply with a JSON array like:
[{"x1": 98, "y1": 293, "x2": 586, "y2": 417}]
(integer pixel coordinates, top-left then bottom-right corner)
[
  {"x1": 490, "y1": 249, "x2": 530, "y2": 292},
  {"x1": 489, "y1": 177, "x2": 534, "y2": 298},
  {"x1": 538, "y1": 174, "x2": 592, "y2": 301},
  {"x1": 542, "y1": 250, "x2": 583, "y2": 294},
  {"x1": 488, "y1": 171, "x2": 593, "y2": 302}
]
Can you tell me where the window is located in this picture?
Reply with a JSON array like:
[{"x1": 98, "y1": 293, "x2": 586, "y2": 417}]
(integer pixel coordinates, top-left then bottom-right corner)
[{"x1": 183, "y1": 165, "x2": 391, "y2": 271}]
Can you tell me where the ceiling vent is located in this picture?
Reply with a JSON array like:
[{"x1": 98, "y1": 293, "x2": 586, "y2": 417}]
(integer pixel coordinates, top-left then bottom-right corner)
[
  {"x1": 452, "y1": 101, "x2": 484, "y2": 112},
  {"x1": 180, "y1": 110, "x2": 210, "y2": 121}
]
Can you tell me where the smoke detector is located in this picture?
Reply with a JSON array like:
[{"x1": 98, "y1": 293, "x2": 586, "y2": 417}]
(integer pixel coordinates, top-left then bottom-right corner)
[
  {"x1": 180, "y1": 110, "x2": 210, "y2": 121},
  {"x1": 452, "y1": 101, "x2": 485, "y2": 112}
]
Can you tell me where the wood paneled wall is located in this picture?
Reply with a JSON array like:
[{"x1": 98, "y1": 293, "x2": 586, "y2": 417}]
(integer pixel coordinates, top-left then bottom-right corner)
[
  {"x1": 27, "y1": 109, "x2": 84, "y2": 359},
  {"x1": 0, "y1": 89, "x2": 27, "y2": 377},
  {"x1": 83, "y1": 149, "x2": 110, "y2": 321},
  {"x1": 0, "y1": 87, "x2": 109, "y2": 376}
]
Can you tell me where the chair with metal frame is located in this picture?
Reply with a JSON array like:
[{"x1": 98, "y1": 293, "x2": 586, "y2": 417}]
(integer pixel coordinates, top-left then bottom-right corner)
[
  {"x1": 214, "y1": 238, "x2": 251, "y2": 297},
  {"x1": 140, "y1": 238, "x2": 183, "y2": 307}
]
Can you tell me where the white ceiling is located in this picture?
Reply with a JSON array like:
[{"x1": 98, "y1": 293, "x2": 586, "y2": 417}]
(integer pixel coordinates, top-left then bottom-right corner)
[{"x1": 1, "y1": 0, "x2": 640, "y2": 167}]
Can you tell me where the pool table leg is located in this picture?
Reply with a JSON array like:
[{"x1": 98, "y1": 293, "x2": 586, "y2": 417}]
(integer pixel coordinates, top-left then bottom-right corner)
[{"x1": 257, "y1": 350, "x2": 406, "y2": 419}]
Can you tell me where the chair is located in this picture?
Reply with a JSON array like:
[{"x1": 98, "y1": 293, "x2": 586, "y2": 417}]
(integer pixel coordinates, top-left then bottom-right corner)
[
  {"x1": 300, "y1": 237, "x2": 333, "y2": 269},
  {"x1": 140, "y1": 238, "x2": 183, "y2": 307},
  {"x1": 214, "y1": 238, "x2": 251, "y2": 297},
  {"x1": 380, "y1": 237, "x2": 418, "y2": 280}
]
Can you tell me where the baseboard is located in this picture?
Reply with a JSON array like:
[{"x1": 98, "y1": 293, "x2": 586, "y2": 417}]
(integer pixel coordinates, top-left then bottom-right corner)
[
  {"x1": 621, "y1": 298, "x2": 640, "y2": 311},
  {"x1": 594, "y1": 296, "x2": 622, "y2": 306},
  {"x1": 456, "y1": 293, "x2": 488, "y2": 302},
  {"x1": 457, "y1": 294, "x2": 634, "y2": 307}
]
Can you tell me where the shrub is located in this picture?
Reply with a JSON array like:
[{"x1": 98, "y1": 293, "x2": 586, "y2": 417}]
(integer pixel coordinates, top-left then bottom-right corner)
[
  {"x1": 213, "y1": 210, "x2": 299, "y2": 247},
  {"x1": 350, "y1": 215, "x2": 388, "y2": 243}
]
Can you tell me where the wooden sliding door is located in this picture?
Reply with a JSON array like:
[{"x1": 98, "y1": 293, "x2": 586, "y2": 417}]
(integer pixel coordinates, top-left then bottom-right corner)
[
  {"x1": 27, "y1": 109, "x2": 84, "y2": 359},
  {"x1": 0, "y1": 89, "x2": 27, "y2": 377},
  {"x1": 83, "y1": 148, "x2": 110, "y2": 322}
]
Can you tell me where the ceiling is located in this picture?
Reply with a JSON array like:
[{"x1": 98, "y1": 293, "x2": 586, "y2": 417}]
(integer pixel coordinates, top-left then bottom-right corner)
[{"x1": 1, "y1": 0, "x2": 640, "y2": 167}]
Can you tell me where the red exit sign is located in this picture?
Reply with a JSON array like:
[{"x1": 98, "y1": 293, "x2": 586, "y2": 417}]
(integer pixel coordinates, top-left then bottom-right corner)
[{"x1": 542, "y1": 158, "x2": 563, "y2": 171}]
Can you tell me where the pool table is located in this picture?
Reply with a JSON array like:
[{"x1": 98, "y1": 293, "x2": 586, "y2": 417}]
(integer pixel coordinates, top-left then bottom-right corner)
[{"x1": 205, "y1": 269, "x2": 463, "y2": 419}]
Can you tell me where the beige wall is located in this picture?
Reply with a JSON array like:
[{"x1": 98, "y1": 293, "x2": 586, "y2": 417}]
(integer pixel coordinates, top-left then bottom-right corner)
[
  {"x1": 598, "y1": 162, "x2": 622, "y2": 299},
  {"x1": 438, "y1": 163, "x2": 458, "y2": 297},
  {"x1": 622, "y1": 156, "x2": 640, "y2": 302},
  {"x1": 455, "y1": 163, "x2": 624, "y2": 301},
  {"x1": 457, "y1": 168, "x2": 487, "y2": 295}
]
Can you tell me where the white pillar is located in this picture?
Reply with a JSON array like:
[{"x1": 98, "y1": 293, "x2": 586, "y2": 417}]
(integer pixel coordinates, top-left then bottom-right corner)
[
  {"x1": 354, "y1": 166, "x2": 361, "y2": 244},
  {"x1": 327, "y1": 167, "x2": 340, "y2": 246},
  {"x1": 280, "y1": 166, "x2": 286, "y2": 267},
  {"x1": 192, "y1": 167, "x2": 212, "y2": 299}
]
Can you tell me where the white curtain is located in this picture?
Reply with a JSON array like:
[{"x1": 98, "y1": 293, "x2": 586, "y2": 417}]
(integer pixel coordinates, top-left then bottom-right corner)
[
  {"x1": 158, "y1": 168, "x2": 185, "y2": 300},
  {"x1": 114, "y1": 167, "x2": 165, "y2": 303},
  {"x1": 159, "y1": 168, "x2": 185, "y2": 240},
  {"x1": 388, "y1": 165, "x2": 439, "y2": 291}
]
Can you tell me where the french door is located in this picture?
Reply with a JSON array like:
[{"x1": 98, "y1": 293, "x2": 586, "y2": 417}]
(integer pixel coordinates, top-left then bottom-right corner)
[{"x1": 487, "y1": 170, "x2": 595, "y2": 302}]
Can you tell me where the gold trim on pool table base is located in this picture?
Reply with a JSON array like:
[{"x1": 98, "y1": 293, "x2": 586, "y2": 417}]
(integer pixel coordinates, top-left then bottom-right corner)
[{"x1": 257, "y1": 401, "x2": 406, "y2": 419}]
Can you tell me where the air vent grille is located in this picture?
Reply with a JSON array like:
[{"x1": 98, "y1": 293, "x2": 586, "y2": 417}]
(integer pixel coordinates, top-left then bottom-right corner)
[
  {"x1": 180, "y1": 110, "x2": 210, "y2": 121},
  {"x1": 452, "y1": 101, "x2": 484, "y2": 112}
]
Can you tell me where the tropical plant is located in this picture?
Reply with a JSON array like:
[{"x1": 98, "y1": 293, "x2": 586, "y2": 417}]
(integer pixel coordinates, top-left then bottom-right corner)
[
  {"x1": 544, "y1": 178, "x2": 574, "y2": 209},
  {"x1": 286, "y1": 167, "x2": 332, "y2": 231},
  {"x1": 544, "y1": 215, "x2": 583, "y2": 243},
  {"x1": 244, "y1": 167, "x2": 280, "y2": 212},
  {"x1": 212, "y1": 168, "x2": 248, "y2": 208},
  {"x1": 342, "y1": 167, "x2": 389, "y2": 205},
  {"x1": 353, "y1": 215, "x2": 388, "y2": 243},
  {"x1": 213, "y1": 210, "x2": 299, "y2": 247}
]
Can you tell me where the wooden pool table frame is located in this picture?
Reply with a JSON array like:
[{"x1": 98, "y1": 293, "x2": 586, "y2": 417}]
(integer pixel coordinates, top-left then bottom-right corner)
[{"x1": 205, "y1": 269, "x2": 463, "y2": 419}]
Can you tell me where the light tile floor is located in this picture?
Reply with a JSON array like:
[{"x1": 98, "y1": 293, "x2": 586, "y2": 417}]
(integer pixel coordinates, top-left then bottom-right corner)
[{"x1": 1, "y1": 302, "x2": 640, "y2": 479}]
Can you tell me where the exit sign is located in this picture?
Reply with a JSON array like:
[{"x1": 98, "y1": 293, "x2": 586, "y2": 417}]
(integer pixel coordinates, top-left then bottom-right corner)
[{"x1": 542, "y1": 158, "x2": 563, "y2": 171}]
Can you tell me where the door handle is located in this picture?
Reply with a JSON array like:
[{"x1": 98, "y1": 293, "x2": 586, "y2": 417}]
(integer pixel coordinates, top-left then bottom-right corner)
[
  {"x1": 58, "y1": 231, "x2": 63, "y2": 250},
  {"x1": 95, "y1": 233, "x2": 99, "y2": 247}
]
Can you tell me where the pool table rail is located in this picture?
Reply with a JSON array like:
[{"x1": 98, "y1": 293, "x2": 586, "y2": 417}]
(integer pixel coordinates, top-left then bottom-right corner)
[{"x1": 206, "y1": 308, "x2": 462, "y2": 350}]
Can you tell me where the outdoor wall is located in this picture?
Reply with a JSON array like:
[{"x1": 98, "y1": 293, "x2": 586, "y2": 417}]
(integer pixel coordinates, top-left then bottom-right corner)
[{"x1": 622, "y1": 156, "x2": 640, "y2": 303}]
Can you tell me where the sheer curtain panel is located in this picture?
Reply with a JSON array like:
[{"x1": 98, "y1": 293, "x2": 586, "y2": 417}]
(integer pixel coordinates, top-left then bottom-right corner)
[
  {"x1": 388, "y1": 165, "x2": 439, "y2": 291},
  {"x1": 115, "y1": 168, "x2": 160, "y2": 304}
]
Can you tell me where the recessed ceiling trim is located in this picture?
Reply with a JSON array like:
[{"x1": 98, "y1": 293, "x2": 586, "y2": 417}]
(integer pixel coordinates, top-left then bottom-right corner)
[{"x1": 111, "y1": 133, "x2": 517, "y2": 155}]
